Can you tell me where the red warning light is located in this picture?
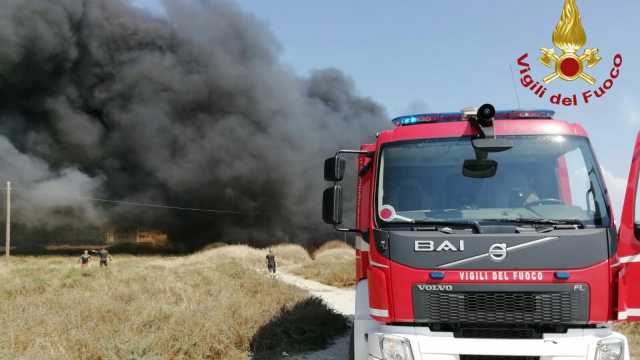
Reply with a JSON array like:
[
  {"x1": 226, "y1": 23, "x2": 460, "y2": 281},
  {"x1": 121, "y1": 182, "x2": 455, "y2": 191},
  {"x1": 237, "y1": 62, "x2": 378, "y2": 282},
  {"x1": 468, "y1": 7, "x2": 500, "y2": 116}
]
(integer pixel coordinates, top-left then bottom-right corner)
[{"x1": 379, "y1": 205, "x2": 395, "y2": 221}]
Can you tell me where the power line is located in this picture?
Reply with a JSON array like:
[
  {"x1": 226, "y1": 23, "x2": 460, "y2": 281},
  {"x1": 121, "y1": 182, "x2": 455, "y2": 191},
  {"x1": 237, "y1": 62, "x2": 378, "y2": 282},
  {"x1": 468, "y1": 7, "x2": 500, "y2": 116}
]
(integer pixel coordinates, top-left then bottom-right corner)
[
  {"x1": 3, "y1": 186, "x2": 259, "y2": 215},
  {"x1": 79, "y1": 196, "x2": 254, "y2": 214}
]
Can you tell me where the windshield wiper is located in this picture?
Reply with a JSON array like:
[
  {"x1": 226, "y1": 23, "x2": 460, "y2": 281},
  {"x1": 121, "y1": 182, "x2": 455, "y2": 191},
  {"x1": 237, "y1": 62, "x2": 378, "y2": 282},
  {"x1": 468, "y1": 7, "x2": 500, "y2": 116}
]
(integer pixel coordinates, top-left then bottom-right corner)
[
  {"x1": 386, "y1": 214, "x2": 416, "y2": 223},
  {"x1": 482, "y1": 217, "x2": 585, "y2": 227},
  {"x1": 411, "y1": 220, "x2": 482, "y2": 233}
]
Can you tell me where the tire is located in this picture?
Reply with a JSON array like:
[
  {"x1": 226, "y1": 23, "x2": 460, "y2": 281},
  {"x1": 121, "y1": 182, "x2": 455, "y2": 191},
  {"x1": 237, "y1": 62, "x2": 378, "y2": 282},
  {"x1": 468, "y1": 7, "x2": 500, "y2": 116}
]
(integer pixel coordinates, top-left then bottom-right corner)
[{"x1": 348, "y1": 326, "x2": 354, "y2": 360}]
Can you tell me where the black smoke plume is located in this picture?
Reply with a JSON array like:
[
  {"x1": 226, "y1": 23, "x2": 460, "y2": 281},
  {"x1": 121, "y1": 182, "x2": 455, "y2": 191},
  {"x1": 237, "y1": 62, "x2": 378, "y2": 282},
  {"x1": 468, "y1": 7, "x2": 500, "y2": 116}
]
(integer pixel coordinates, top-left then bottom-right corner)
[{"x1": 0, "y1": 0, "x2": 388, "y2": 249}]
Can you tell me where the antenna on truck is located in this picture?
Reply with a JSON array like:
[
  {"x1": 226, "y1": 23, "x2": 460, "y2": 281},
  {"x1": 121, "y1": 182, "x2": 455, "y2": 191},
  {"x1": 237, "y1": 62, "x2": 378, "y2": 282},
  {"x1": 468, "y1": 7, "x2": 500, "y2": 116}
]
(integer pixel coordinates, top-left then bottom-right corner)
[{"x1": 509, "y1": 64, "x2": 522, "y2": 109}]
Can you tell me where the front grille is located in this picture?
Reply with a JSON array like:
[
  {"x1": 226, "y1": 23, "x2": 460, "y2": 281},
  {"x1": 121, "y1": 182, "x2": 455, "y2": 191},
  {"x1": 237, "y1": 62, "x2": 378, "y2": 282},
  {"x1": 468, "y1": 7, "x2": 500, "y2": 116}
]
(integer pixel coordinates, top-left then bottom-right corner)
[
  {"x1": 455, "y1": 327, "x2": 541, "y2": 339},
  {"x1": 413, "y1": 284, "x2": 588, "y2": 324},
  {"x1": 460, "y1": 356, "x2": 539, "y2": 360}
]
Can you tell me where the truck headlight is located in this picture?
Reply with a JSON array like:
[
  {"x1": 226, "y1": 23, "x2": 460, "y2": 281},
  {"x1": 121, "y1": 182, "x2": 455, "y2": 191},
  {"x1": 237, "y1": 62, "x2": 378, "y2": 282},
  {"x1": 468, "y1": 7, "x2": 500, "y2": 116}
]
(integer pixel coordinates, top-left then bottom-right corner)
[
  {"x1": 380, "y1": 335, "x2": 414, "y2": 360},
  {"x1": 595, "y1": 338, "x2": 624, "y2": 360}
]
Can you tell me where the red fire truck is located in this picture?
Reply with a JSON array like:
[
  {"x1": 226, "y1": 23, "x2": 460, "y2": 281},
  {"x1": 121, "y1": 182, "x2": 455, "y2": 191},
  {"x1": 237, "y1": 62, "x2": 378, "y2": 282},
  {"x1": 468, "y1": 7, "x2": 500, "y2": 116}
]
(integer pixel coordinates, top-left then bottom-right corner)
[{"x1": 323, "y1": 104, "x2": 638, "y2": 359}]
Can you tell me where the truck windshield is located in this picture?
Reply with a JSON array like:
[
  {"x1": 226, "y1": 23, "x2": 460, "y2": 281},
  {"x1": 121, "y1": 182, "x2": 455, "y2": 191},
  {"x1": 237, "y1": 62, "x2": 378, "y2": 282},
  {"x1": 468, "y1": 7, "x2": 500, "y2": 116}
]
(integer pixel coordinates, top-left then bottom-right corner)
[{"x1": 377, "y1": 135, "x2": 610, "y2": 226}]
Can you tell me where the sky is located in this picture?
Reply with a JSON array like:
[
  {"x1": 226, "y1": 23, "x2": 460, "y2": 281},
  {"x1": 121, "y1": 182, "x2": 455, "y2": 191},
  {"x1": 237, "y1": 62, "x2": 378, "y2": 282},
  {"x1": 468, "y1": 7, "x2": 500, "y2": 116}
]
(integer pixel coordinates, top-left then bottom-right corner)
[{"x1": 133, "y1": 0, "x2": 639, "y2": 220}]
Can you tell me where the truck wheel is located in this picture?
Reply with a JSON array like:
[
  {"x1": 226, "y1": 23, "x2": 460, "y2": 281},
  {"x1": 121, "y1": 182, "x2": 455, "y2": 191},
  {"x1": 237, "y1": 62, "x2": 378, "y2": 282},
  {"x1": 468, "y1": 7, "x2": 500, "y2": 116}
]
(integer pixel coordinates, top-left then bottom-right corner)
[{"x1": 348, "y1": 326, "x2": 354, "y2": 360}]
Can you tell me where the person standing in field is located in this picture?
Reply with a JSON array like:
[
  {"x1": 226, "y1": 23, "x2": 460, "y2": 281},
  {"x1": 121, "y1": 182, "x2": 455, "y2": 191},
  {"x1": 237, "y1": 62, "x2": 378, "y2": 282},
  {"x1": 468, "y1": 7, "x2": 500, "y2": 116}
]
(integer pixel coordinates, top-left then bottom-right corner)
[
  {"x1": 79, "y1": 250, "x2": 91, "y2": 268},
  {"x1": 266, "y1": 249, "x2": 277, "y2": 274},
  {"x1": 97, "y1": 248, "x2": 112, "y2": 267}
]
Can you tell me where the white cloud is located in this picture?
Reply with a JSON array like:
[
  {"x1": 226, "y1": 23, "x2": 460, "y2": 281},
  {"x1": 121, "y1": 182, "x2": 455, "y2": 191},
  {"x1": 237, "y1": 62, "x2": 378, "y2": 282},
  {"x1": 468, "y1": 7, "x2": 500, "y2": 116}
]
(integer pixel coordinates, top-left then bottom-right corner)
[
  {"x1": 632, "y1": 109, "x2": 640, "y2": 127},
  {"x1": 601, "y1": 167, "x2": 627, "y2": 225},
  {"x1": 622, "y1": 96, "x2": 640, "y2": 127}
]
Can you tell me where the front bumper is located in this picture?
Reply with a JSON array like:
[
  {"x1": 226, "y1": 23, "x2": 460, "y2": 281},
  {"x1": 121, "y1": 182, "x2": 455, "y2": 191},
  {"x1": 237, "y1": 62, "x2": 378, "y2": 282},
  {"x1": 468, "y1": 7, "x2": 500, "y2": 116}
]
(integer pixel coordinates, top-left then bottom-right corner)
[{"x1": 366, "y1": 325, "x2": 629, "y2": 360}]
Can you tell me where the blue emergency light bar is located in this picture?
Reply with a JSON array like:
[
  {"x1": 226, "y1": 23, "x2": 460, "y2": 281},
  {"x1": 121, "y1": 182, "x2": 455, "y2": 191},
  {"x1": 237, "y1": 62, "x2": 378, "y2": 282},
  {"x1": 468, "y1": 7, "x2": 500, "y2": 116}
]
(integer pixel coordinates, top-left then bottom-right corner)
[{"x1": 392, "y1": 110, "x2": 556, "y2": 127}]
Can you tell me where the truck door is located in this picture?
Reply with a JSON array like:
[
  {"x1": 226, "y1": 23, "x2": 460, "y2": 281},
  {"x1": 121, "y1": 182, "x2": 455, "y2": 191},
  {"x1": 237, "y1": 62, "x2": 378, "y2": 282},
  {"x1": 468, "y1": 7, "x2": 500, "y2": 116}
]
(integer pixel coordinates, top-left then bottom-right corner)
[
  {"x1": 618, "y1": 131, "x2": 640, "y2": 320},
  {"x1": 355, "y1": 146, "x2": 374, "y2": 281}
]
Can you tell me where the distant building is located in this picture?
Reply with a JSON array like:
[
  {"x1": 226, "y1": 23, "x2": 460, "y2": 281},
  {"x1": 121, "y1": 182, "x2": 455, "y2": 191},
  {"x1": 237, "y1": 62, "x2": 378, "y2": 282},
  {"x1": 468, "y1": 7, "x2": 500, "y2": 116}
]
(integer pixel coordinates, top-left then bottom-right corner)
[{"x1": 104, "y1": 229, "x2": 169, "y2": 247}]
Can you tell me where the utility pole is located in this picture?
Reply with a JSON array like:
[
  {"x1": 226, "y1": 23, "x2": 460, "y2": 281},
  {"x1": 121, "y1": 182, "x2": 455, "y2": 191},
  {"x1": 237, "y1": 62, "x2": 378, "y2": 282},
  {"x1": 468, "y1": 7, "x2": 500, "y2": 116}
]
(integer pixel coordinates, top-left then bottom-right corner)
[{"x1": 5, "y1": 181, "x2": 10, "y2": 259}]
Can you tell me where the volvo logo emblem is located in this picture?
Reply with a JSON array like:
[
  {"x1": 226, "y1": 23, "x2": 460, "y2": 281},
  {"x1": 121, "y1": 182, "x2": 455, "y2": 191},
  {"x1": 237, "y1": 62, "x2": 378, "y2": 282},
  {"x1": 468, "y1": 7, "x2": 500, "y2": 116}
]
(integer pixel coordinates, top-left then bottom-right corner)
[
  {"x1": 488, "y1": 243, "x2": 507, "y2": 262},
  {"x1": 416, "y1": 284, "x2": 453, "y2": 291}
]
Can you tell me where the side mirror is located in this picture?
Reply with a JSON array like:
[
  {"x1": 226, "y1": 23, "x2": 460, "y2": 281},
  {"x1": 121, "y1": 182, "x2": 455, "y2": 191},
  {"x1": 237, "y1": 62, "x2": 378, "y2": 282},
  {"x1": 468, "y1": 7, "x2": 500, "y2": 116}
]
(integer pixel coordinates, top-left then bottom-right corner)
[
  {"x1": 463, "y1": 159, "x2": 498, "y2": 178},
  {"x1": 472, "y1": 138, "x2": 514, "y2": 152},
  {"x1": 324, "y1": 156, "x2": 346, "y2": 182},
  {"x1": 322, "y1": 185, "x2": 343, "y2": 225}
]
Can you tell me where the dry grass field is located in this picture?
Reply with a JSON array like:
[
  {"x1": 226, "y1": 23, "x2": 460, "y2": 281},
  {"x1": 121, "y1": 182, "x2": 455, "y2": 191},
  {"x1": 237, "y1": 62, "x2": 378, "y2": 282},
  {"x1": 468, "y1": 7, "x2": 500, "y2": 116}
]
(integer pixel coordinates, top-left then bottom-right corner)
[
  {"x1": 290, "y1": 241, "x2": 356, "y2": 288},
  {"x1": 0, "y1": 246, "x2": 347, "y2": 360},
  {"x1": 3, "y1": 242, "x2": 640, "y2": 359}
]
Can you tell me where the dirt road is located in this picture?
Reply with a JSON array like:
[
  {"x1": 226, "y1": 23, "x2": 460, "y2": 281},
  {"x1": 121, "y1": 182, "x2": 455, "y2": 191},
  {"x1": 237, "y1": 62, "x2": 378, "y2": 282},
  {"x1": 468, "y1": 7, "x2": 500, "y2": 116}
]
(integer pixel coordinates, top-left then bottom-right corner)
[{"x1": 276, "y1": 271, "x2": 355, "y2": 360}]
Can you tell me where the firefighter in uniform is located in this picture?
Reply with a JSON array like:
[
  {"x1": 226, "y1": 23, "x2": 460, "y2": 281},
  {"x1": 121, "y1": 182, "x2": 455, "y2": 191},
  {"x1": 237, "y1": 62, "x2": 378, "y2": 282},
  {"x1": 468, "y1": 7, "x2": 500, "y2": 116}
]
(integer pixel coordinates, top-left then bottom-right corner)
[
  {"x1": 266, "y1": 249, "x2": 277, "y2": 274},
  {"x1": 96, "y1": 248, "x2": 112, "y2": 267},
  {"x1": 79, "y1": 250, "x2": 91, "y2": 267}
]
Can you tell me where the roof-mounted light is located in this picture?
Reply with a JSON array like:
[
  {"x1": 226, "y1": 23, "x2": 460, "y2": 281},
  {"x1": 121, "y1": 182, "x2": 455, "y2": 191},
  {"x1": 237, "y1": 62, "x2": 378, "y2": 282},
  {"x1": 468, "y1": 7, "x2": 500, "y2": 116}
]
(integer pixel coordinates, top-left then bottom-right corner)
[
  {"x1": 494, "y1": 110, "x2": 555, "y2": 120},
  {"x1": 391, "y1": 112, "x2": 463, "y2": 126},
  {"x1": 391, "y1": 109, "x2": 555, "y2": 126}
]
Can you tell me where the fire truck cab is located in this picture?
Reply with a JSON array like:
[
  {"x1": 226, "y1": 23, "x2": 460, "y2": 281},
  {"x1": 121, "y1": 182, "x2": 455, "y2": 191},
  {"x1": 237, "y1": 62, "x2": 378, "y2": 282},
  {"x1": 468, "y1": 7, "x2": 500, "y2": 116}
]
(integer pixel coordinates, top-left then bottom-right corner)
[{"x1": 323, "y1": 105, "x2": 640, "y2": 360}]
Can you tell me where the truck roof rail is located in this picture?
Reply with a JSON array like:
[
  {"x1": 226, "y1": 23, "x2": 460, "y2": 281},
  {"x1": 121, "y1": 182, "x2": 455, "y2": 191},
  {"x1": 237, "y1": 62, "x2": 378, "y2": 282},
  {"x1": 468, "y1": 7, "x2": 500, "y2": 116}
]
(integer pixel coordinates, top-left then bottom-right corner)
[{"x1": 391, "y1": 109, "x2": 555, "y2": 126}]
